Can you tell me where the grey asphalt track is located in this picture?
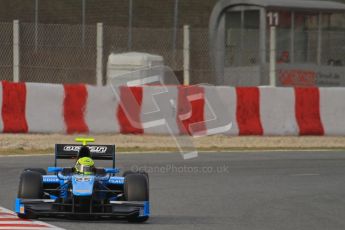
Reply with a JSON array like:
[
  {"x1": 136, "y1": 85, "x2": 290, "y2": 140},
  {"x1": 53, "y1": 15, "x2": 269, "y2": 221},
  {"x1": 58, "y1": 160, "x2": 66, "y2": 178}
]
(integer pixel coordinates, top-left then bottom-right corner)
[{"x1": 1, "y1": 151, "x2": 345, "y2": 230}]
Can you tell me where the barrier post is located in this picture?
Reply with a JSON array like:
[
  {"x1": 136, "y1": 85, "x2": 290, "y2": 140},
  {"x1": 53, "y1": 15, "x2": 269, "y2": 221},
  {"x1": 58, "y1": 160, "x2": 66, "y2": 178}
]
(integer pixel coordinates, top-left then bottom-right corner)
[
  {"x1": 267, "y1": 12, "x2": 278, "y2": 86},
  {"x1": 183, "y1": 25, "x2": 190, "y2": 86},
  {"x1": 317, "y1": 12, "x2": 322, "y2": 65},
  {"x1": 96, "y1": 22, "x2": 103, "y2": 86},
  {"x1": 269, "y1": 26, "x2": 276, "y2": 86},
  {"x1": 34, "y1": 0, "x2": 38, "y2": 52},
  {"x1": 13, "y1": 20, "x2": 20, "y2": 82}
]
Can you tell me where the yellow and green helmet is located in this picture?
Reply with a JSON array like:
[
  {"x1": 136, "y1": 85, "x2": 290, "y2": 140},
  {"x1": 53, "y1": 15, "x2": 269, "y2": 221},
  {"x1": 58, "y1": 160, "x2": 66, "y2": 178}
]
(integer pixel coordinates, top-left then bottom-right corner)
[{"x1": 75, "y1": 157, "x2": 95, "y2": 175}]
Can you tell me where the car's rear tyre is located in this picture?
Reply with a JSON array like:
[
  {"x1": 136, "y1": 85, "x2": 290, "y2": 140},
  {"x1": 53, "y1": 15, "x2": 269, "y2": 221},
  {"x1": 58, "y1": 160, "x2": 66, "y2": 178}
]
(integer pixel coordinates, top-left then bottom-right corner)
[
  {"x1": 17, "y1": 171, "x2": 43, "y2": 219},
  {"x1": 124, "y1": 173, "x2": 149, "y2": 223},
  {"x1": 24, "y1": 168, "x2": 47, "y2": 175}
]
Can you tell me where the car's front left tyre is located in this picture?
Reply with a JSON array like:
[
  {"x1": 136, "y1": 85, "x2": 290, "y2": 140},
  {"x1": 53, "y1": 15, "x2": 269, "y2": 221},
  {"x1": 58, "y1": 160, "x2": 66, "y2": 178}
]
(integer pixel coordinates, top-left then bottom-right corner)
[{"x1": 124, "y1": 173, "x2": 149, "y2": 223}]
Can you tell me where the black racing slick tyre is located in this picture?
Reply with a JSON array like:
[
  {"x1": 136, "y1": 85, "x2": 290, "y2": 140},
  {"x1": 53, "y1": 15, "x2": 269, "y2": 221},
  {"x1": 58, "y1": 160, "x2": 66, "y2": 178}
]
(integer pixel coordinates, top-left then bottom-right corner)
[
  {"x1": 122, "y1": 170, "x2": 135, "y2": 177},
  {"x1": 24, "y1": 168, "x2": 47, "y2": 175},
  {"x1": 17, "y1": 171, "x2": 43, "y2": 219},
  {"x1": 124, "y1": 173, "x2": 149, "y2": 223},
  {"x1": 128, "y1": 216, "x2": 149, "y2": 223},
  {"x1": 123, "y1": 170, "x2": 149, "y2": 183},
  {"x1": 18, "y1": 171, "x2": 43, "y2": 199},
  {"x1": 124, "y1": 173, "x2": 149, "y2": 201},
  {"x1": 138, "y1": 170, "x2": 149, "y2": 183}
]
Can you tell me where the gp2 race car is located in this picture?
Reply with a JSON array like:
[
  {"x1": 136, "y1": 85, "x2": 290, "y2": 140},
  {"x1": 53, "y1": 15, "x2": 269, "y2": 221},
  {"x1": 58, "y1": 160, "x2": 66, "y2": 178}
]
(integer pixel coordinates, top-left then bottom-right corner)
[{"x1": 15, "y1": 138, "x2": 149, "y2": 222}]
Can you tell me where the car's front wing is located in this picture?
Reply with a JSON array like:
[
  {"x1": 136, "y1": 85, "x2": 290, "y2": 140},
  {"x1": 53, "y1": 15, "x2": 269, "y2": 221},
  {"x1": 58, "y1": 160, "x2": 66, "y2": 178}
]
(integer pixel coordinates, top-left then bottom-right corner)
[{"x1": 15, "y1": 198, "x2": 150, "y2": 219}]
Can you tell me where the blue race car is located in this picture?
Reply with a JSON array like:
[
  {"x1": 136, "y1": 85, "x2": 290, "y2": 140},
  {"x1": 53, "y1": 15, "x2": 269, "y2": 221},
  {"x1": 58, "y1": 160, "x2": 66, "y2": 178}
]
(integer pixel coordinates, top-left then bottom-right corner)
[{"x1": 15, "y1": 138, "x2": 149, "y2": 222}]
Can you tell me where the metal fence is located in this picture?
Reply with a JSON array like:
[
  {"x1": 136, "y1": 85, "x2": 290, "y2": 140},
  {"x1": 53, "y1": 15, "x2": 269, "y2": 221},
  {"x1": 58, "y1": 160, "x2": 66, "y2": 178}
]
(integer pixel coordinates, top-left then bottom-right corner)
[
  {"x1": 20, "y1": 23, "x2": 97, "y2": 84},
  {"x1": 0, "y1": 21, "x2": 213, "y2": 85},
  {"x1": 0, "y1": 23, "x2": 13, "y2": 81},
  {"x1": 1, "y1": 21, "x2": 344, "y2": 86},
  {"x1": 222, "y1": 27, "x2": 345, "y2": 86},
  {"x1": 224, "y1": 28, "x2": 345, "y2": 68}
]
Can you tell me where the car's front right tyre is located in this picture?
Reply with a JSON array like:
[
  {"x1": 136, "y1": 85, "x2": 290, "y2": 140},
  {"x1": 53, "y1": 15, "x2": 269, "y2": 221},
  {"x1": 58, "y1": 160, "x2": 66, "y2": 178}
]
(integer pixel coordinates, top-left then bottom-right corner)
[
  {"x1": 17, "y1": 171, "x2": 43, "y2": 219},
  {"x1": 24, "y1": 168, "x2": 47, "y2": 175}
]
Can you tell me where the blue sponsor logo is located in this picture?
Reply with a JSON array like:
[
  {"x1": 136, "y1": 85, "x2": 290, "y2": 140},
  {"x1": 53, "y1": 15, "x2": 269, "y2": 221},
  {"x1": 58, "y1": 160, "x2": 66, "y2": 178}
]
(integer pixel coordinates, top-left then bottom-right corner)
[
  {"x1": 108, "y1": 177, "x2": 124, "y2": 184},
  {"x1": 43, "y1": 176, "x2": 59, "y2": 183}
]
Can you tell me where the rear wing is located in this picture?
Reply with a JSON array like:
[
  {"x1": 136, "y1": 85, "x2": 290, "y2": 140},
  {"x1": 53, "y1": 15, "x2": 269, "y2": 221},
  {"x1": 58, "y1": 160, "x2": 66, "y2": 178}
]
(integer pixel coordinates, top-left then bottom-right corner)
[{"x1": 54, "y1": 144, "x2": 115, "y2": 168}]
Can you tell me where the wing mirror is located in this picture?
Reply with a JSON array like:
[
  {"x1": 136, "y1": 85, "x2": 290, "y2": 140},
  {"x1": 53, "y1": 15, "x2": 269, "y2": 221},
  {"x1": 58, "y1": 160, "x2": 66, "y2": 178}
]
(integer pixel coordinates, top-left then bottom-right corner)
[
  {"x1": 48, "y1": 167, "x2": 63, "y2": 173},
  {"x1": 105, "y1": 168, "x2": 119, "y2": 174}
]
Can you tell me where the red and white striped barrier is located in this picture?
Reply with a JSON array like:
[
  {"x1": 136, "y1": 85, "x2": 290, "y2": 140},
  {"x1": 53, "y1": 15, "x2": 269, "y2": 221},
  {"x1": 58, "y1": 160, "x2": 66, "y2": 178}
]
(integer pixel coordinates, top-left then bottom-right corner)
[
  {"x1": 0, "y1": 207, "x2": 63, "y2": 229},
  {"x1": 0, "y1": 81, "x2": 344, "y2": 135}
]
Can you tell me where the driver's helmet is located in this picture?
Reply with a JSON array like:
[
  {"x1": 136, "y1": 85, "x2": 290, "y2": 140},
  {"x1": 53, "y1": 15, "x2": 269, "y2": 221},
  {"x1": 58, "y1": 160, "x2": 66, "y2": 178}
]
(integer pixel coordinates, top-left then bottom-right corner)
[{"x1": 75, "y1": 157, "x2": 95, "y2": 175}]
